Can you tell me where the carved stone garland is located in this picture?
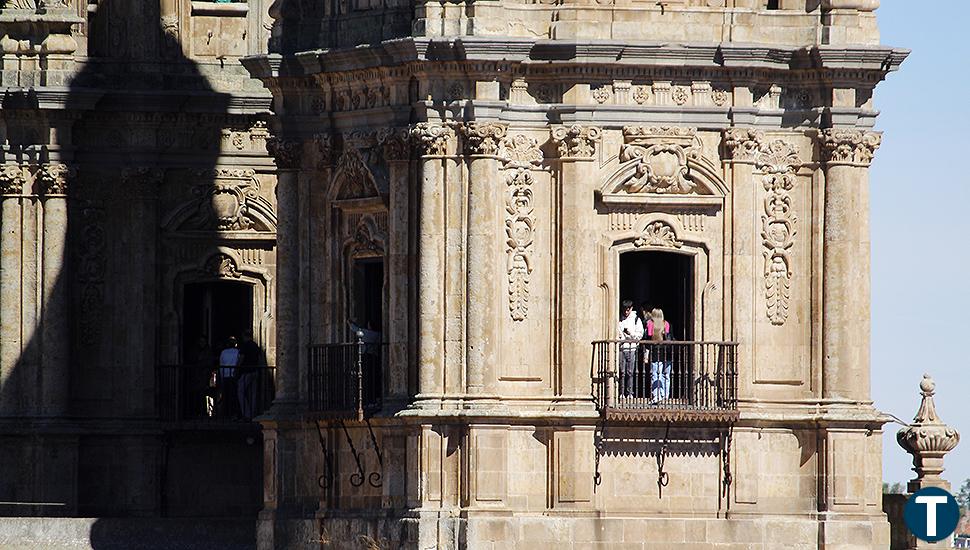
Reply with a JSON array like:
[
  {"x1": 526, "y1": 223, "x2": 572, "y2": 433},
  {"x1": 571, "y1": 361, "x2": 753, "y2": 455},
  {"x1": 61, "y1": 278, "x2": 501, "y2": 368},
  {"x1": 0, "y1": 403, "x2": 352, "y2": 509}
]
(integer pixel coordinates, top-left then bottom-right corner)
[
  {"x1": 756, "y1": 139, "x2": 800, "y2": 326},
  {"x1": 500, "y1": 133, "x2": 543, "y2": 321}
]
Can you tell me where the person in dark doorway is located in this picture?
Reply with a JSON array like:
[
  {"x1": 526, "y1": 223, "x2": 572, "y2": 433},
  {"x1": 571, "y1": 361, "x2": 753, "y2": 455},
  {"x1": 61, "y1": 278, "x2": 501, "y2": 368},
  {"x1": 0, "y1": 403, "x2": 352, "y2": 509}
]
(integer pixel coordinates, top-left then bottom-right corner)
[
  {"x1": 617, "y1": 300, "x2": 643, "y2": 399},
  {"x1": 646, "y1": 307, "x2": 672, "y2": 403},
  {"x1": 218, "y1": 336, "x2": 242, "y2": 419},
  {"x1": 237, "y1": 329, "x2": 264, "y2": 421},
  {"x1": 190, "y1": 336, "x2": 216, "y2": 418}
]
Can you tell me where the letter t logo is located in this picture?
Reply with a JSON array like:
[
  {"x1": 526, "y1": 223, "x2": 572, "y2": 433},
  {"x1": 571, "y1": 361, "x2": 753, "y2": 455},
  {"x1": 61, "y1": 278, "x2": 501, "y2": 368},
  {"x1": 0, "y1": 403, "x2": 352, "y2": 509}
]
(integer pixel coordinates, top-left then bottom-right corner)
[{"x1": 915, "y1": 495, "x2": 948, "y2": 537}]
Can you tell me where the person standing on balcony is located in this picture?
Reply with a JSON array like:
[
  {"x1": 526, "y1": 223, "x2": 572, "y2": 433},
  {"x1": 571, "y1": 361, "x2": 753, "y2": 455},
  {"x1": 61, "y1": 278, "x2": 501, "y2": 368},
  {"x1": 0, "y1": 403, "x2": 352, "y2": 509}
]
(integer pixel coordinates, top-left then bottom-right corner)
[
  {"x1": 647, "y1": 308, "x2": 672, "y2": 403},
  {"x1": 617, "y1": 300, "x2": 643, "y2": 399},
  {"x1": 237, "y1": 329, "x2": 264, "y2": 421},
  {"x1": 218, "y1": 336, "x2": 242, "y2": 419}
]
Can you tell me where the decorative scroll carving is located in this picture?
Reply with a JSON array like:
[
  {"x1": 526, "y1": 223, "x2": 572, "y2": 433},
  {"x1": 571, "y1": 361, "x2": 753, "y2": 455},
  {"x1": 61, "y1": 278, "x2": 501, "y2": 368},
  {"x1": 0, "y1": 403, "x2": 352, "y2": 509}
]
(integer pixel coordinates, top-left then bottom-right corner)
[
  {"x1": 266, "y1": 137, "x2": 302, "y2": 169},
  {"x1": 37, "y1": 163, "x2": 74, "y2": 195},
  {"x1": 505, "y1": 168, "x2": 535, "y2": 321},
  {"x1": 410, "y1": 123, "x2": 454, "y2": 157},
  {"x1": 462, "y1": 122, "x2": 508, "y2": 156},
  {"x1": 620, "y1": 127, "x2": 698, "y2": 194},
  {"x1": 206, "y1": 253, "x2": 242, "y2": 279},
  {"x1": 820, "y1": 128, "x2": 881, "y2": 166},
  {"x1": 0, "y1": 164, "x2": 25, "y2": 195},
  {"x1": 376, "y1": 127, "x2": 409, "y2": 161},
  {"x1": 195, "y1": 169, "x2": 261, "y2": 230},
  {"x1": 498, "y1": 134, "x2": 543, "y2": 168},
  {"x1": 634, "y1": 221, "x2": 682, "y2": 249},
  {"x1": 757, "y1": 139, "x2": 800, "y2": 326},
  {"x1": 551, "y1": 125, "x2": 601, "y2": 159},
  {"x1": 722, "y1": 128, "x2": 764, "y2": 161}
]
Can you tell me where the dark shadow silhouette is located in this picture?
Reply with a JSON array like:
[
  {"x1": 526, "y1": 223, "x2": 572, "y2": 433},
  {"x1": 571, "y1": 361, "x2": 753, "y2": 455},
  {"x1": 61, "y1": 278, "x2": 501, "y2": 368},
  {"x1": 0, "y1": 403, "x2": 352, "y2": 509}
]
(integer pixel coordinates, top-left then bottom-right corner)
[{"x1": 0, "y1": 0, "x2": 265, "y2": 544}]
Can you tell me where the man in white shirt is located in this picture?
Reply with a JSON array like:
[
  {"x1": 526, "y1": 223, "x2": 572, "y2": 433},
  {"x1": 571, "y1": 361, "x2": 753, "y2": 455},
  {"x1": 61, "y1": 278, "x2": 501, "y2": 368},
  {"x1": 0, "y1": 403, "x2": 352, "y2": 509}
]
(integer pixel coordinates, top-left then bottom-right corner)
[
  {"x1": 617, "y1": 300, "x2": 643, "y2": 398},
  {"x1": 218, "y1": 336, "x2": 242, "y2": 418}
]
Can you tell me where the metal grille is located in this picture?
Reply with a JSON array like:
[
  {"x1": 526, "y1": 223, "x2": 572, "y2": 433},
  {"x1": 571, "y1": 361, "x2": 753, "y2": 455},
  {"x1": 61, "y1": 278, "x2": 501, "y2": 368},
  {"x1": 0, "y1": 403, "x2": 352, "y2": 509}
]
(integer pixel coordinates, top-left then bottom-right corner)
[
  {"x1": 156, "y1": 365, "x2": 275, "y2": 423},
  {"x1": 308, "y1": 341, "x2": 385, "y2": 420}
]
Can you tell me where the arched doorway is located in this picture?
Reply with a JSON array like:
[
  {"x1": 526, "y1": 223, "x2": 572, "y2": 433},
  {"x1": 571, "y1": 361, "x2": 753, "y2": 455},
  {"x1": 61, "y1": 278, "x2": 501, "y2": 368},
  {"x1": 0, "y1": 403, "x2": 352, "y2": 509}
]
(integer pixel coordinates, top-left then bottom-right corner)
[{"x1": 181, "y1": 280, "x2": 254, "y2": 359}]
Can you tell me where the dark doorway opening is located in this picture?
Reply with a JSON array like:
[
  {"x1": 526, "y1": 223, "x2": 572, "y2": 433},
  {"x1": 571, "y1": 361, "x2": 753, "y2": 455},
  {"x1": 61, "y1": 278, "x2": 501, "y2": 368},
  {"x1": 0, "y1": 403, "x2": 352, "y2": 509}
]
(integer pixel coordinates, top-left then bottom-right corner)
[
  {"x1": 182, "y1": 281, "x2": 254, "y2": 359},
  {"x1": 619, "y1": 251, "x2": 693, "y2": 341},
  {"x1": 351, "y1": 257, "x2": 384, "y2": 335}
]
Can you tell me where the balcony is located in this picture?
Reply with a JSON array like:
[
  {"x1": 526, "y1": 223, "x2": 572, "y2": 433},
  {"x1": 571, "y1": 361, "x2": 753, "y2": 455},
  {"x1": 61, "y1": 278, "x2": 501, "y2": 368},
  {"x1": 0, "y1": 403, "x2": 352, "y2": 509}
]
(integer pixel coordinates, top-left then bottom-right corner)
[
  {"x1": 308, "y1": 341, "x2": 385, "y2": 420},
  {"x1": 156, "y1": 365, "x2": 275, "y2": 425},
  {"x1": 592, "y1": 340, "x2": 739, "y2": 423}
]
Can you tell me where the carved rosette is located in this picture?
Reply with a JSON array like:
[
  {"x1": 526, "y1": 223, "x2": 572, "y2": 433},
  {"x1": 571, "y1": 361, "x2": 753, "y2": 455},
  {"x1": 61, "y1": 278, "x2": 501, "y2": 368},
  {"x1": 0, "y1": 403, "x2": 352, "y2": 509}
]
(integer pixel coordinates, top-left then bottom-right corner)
[
  {"x1": 0, "y1": 163, "x2": 26, "y2": 195},
  {"x1": 897, "y1": 375, "x2": 960, "y2": 491},
  {"x1": 506, "y1": 168, "x2": 535, "y2": 321},
  {"x1": 462, "y1": 122, "x2": 508, "y2": 157},
  {"x1": 756, "y1": 139, "x2": 800, "y2": 326},
  {"x1": 620, "y1": 126, "x2": 698, "y2": 194},
  {"x1": 551, "y1": 125, "x2": 601, "y2": 159},
  {"x1": 410, "y1": 123, "x2": 454, "y2": 157},
  {"x1": 37, "y1": 163, "x2": 75, "y2": 196},
  {"x1": 820, "y1": 128, "x2": 881, "y2": 167},
  {"x1": 634, "y1": 221, "x2": 682, "y2": 249},
  {"x1": 266, "y1": 137, "x2": 302, "y2": 170}
]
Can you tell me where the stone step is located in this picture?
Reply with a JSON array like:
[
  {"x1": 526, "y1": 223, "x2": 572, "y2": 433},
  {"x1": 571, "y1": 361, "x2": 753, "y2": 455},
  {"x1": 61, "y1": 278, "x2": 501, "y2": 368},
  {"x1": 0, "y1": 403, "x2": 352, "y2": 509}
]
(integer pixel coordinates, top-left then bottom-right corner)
[{"x1": 0, "y1": 517, "x2": 255, "y2": 550}]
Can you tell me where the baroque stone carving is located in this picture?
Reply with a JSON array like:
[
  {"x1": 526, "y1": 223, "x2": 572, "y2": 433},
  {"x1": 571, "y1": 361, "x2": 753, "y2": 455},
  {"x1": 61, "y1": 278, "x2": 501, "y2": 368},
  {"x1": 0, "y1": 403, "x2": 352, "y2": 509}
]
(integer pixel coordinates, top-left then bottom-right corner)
[
  {"x1": 591, "y1": 86, "x2": 611, "y2": 104},
  {"x1": 551, "y1": 125, "x2": 601, "y2": 159},
  {"x1": 463, "y1": 122, "x2": 508, "y2": 156},
  {"x1": 897, "y1": 374, "x2": 961, "y2": 491},
  {"x1": 191, "y1": 169, "x2": 262, "y2": 230},
  {"x1": 376, "y1": 127, "x2": 409, "y2": 161},
  {"x1": 0, "y1": 164, "x2": 25, "y2": 195},
  {"x1": 410, "y1": 123, "x2": 454, "y2": 157},
  {"x1": 206, "y1": 253, "x2": 242, "y2": 279},
  {"x1": 333, "y1": 146, "x2": 379, "y2": 200},
  {"x1": 498, "y1": 134, "x2": 543, "y2": 167},
  {"x1": 633, "y1": 86, "x2": 649, "y2": 104},
  {"x1": 314, "y1": 132, "x2": 333, "y2": 169},
  {"x1": 505, "y1": 168, "x2": 535, "y2": 321},
  {"x1": 757, "y1": 139, "x2": 800, "y2": 326},
  {"x1": 37, "y1": 163, "x2": 74, "y2": 195},
  {"x1": 351, "y1": 214, "x2": 385, "y2": 257},
  {"x1": 820, "y1": 128, "x2": 881, "y2": 166},
  {"x1": 77, "y1": 205, "x2": 106, "y2": 347},
  {"x1": 620, "y1": 127, "x2": 698, "y2": 194},
  {"x1": 722, "y1": 128, "x2": 764, "y2": 161},
  {"x1": 266, "y1": 136, "x2": 302, "y2": 169},
  {"x1": 634, "y1": 221, "x2": 682, "y2": 249}
]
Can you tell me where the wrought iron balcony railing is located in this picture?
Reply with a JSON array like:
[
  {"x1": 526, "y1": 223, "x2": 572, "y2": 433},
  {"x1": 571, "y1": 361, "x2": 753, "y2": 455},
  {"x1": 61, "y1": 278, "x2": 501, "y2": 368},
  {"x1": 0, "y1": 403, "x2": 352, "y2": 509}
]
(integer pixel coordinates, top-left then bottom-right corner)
[
  {"x1": 308, "y1": 340, "x2": 385, "y2": 420},
  {"x1": 592, "y1": 340, "x2": 739, "y2": 423},
  {"x1": 156, "y1": 364, "x2": 275, "y2": 424}
]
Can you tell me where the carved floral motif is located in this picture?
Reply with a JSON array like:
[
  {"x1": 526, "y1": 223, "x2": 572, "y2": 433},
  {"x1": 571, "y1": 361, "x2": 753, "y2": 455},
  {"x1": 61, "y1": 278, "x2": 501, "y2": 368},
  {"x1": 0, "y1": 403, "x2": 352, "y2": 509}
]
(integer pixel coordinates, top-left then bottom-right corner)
[
  {"x1": 591, "y1": 86, "x2": 611, "y2": 104},
  {"x1": 463, "y1": 122, "x2": 508, "y2": 156},
  {"x1": 410, "y1": 123, "x2": 454, "y2": 157},
  {"x1": 505, "y1": 168, "x2": 535, "y2": 321},
  {"x1": 498, "y1": 134, "x2": 543, "y2": 167},
  {"x1": 757, "y1": 139, "x2": 800, "y2": 326},
  {"x1": 820, "y1": 128, "x2": 881, "y2": 166},
  {"x1": 376, "y1": 127, "x2": 409, "y2": 161},
  {"x1": 551, "y1": 125, "x2": 601, "y2": 159},
  {"x1": 634, "y1": 221, "x2": 682, "y2": 249},
  {"x1": 633, "y1": 86, "x2": 649, "y2": 104}
]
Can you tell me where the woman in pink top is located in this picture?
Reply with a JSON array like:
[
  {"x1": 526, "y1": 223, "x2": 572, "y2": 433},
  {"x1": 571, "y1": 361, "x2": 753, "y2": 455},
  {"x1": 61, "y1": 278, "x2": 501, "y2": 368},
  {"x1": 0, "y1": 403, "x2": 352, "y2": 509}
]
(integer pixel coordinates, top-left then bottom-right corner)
[{"x1": 646, "y1": 308, "x2": 671, "y2": 403}]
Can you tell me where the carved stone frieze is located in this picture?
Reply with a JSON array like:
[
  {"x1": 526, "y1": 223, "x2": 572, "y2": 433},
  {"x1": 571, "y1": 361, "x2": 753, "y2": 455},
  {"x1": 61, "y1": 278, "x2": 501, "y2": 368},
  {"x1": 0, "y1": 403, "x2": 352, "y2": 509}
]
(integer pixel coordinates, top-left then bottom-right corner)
[
  {"x1": 820, "y1": 128, "x2": 881, "y2": 166},
  {"x1": 37, "y1": 163, "x2": 75, "y2": 196},
  {"x1": 505, "y1": 168, "x2": 536, "y2": 321},
  {"x1": 551, "y1": 125, "x2": 601, "y2": 159},
  {"x1": 758, "y1": 139, "x2": 800, "y2": 326},
  {"x1": 266, "y1": 136, "x2": 303, "y2": 169},
  {"x1": 0, "y1": 164, "x2": 26, "y2": 195},
  {"x1": 463, "y1": 122, "x2": 508, "y2": 157},
  {"x1": 498, "y1": 134, "x2": 543, "y2": 168},
  {"x1": 634, "y1": 221, "x2": 682, "y2": 249},
  {"x1": 410, "y1": 123, "x2": 454, "y2": 157}
]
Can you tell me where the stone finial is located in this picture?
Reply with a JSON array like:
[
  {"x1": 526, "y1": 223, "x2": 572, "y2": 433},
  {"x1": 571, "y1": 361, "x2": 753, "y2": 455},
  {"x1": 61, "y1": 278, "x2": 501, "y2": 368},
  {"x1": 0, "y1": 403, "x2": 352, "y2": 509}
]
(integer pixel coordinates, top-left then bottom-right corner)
[{"x1": 897, "y1": 374, "x2": 960, "y2": 492}]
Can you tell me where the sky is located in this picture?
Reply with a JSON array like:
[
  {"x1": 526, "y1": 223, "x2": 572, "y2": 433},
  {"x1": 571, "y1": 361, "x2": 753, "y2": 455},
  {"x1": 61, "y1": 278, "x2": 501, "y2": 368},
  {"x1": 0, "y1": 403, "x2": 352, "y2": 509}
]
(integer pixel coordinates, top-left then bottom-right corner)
[{"x1": 871, "y1": 1, "x2": 970, "y2": 488}]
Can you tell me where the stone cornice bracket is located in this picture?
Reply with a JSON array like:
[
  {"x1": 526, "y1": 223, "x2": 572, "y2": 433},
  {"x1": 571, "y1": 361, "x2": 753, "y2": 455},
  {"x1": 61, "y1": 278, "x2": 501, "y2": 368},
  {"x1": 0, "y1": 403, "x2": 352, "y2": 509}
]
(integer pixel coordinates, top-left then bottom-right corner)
[
  {"x1": 498, "y1": 134, "x2": 543, "y2": 169},
  {"x1": 819, "y1": 128, "x2": 881, "y2": 167},
  {"x1": 897, "y1": 374, "x2": 960, "y2": 491},
  {"x1": 376, "y1": 127, "x2": 410, "y2": 162},
  {"x1": 313, "y1": 132, "x2": 333, "y2": 170},
  {"x1": 0, "y1": 163, "x2": 26, "y2": 196},
  {"x1": 461, "y1": 122, "x2": 509, "y2": 158},
  {"x1": 37, "y1": 163, "x2": 76, "y2": 196},
  {"x1": 551, "y1": 125, "x2": 602, "y2": 160},
  {"x1": 266, "y1": 136, "x2": 303, "y2": 170},
  {"x1": 409, "y1": 122, "x2": 455, "y2": 157}
]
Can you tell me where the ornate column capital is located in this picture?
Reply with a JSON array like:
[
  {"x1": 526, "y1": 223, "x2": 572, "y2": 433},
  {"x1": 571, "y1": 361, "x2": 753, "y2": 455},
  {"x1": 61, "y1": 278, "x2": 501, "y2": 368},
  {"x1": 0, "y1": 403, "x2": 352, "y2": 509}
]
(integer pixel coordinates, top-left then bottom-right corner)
[
  {"x1": 897, "y1": 374, "x2": 960, "y2": 492},
  {"x1": 410, "y1": 122, "x2": 454, "y2": 157},
  {"x1": 551, "y1": 125, "x2": 601, "y2": 159},
  {"x1": 722, "y1": 128, "x2": 765, "y2": 163},
  {"x1": 266, "y1": 136, "x2": 303, "y2": 170},
  {"x1": 37, "y1": 163, "x2": 76, "y2": 196},
  {"x1": 377, "y1": 127, "x2": 411, "y2": 162},
  {"x1": 498, "y1": 134, "x2": 543, "y2": 168},
  {"x1": 0, "y1": 163, "x2": 26, "y2": 195},
  {"x1": 461, "y1": 122, "x2": 508, "y2": 157},
  {"x1": 819, "y1": 128, "x2": 881, "y2": 167}
]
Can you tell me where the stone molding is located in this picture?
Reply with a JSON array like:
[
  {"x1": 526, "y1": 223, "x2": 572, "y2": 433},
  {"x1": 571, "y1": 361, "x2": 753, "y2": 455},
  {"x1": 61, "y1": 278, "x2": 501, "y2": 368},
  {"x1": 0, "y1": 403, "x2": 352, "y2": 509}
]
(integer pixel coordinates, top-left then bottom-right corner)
[
  {"x1": 551, "y1": 125, "x2": 601, "y2": 160},
  {"x1": 819, "y1": 128, "x2": 881, "y2": 167}
]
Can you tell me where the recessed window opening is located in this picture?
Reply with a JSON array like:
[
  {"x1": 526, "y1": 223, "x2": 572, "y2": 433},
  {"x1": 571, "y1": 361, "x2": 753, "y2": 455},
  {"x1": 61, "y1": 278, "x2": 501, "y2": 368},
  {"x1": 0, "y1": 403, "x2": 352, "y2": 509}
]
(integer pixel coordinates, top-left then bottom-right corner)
[
  {"x1": 351, "y1": 257, "x2": 384, "y2": 338},
  {"x1": 182, "y1": 280, "x2": 254, "y2": 359},
  {"x1": 619, "y1": 251, "x2": 693, "y2": 342}
]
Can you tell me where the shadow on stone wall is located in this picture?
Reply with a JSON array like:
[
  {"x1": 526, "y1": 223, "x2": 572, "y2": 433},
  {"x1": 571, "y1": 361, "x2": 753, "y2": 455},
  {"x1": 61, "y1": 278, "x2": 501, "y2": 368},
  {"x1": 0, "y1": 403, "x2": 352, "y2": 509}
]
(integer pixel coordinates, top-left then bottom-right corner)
[{"x1": 0, "y1": 0, "x2": 262, "y2": 540}]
